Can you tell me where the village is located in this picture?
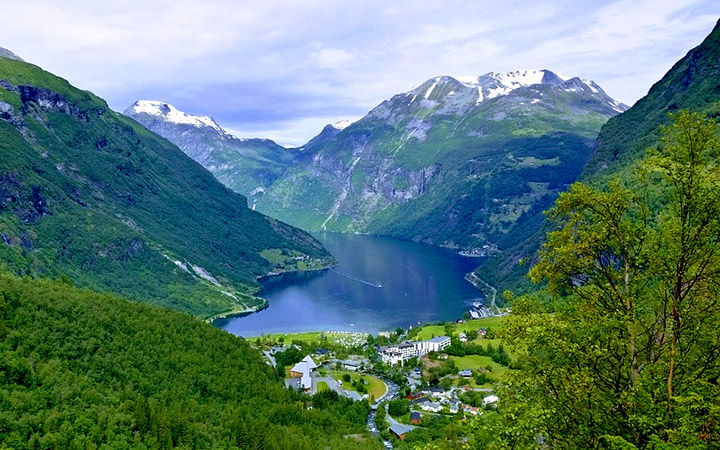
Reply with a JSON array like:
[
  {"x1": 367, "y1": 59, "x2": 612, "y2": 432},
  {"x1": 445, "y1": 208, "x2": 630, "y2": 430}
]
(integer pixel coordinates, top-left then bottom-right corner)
[{"x1": 251, "y1": 316, "x2": 509, "y2": 446}]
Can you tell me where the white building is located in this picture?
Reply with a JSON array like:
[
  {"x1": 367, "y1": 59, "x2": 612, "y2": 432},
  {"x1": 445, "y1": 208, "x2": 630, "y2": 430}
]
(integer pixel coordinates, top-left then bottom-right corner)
[
  {"x1": 289, "y1": 355, "x2": 318, "y2": 390},
  {"x1": 419, "y1": 402, "x2": 442, "y2": 413},
  {"x1": 378, "y1": 336, "x2": 451, "y2": 365}
]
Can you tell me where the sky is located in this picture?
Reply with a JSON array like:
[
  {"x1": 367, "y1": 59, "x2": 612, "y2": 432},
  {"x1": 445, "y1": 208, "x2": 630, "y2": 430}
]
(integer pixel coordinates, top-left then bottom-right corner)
[{"x1": 2, "y1": 1, "x2": 719, "y2": 146}]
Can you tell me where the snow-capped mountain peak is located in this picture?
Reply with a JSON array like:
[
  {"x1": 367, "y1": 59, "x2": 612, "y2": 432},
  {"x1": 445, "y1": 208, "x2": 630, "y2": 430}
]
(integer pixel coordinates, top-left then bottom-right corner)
[
  {"x1": 332, "y1": 119, "x2": 355, "y2": 130},
  {"x1": 127, "y1": 100, "x2": 224, "y2": 133},
  {"x1": 403, "y1": 69, "x2": 626, "y2": 112}
]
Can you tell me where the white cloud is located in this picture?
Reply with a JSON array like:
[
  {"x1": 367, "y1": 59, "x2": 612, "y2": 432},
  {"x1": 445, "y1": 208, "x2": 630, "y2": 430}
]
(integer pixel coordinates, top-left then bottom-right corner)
[
  {"x1": 312, "y1": 47, "x2": 355, "y2": 69},
  {"x1": 0, "y1": 0, "x2": 718, "y2": 144}
]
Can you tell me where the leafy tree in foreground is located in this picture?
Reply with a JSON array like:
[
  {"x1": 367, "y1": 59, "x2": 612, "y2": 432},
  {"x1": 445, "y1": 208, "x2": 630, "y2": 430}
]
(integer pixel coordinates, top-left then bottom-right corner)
[{"x1": 493, "y1": 111, "x2": 720, "y2": 449}]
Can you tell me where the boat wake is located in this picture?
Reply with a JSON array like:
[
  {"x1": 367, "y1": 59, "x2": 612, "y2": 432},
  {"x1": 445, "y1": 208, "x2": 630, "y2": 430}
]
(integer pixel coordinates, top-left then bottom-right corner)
[{"x1": 330, "y1": 268, "x2": 383, "y2": 288}]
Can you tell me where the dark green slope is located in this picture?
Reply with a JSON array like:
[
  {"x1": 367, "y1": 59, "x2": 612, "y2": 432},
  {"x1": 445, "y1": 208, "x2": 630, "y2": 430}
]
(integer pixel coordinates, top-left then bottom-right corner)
[
  {"x1": 0, "y1": 56, "x2": 333, "y2": 318},
  {"x1": 587, "y1": 19, "x2": 720, "y2": 179},
  {"x1": 0, "y1": 272, "x2": 375, "y2": 449},
  {"x1": 475, "y1": 19, "x2": 720, "y2": 296}
]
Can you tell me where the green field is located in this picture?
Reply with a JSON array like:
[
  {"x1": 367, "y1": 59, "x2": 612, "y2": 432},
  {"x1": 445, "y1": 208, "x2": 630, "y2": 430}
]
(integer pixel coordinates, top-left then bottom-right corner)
[
  {"x1": 256, "y1": 331, "x2": 325, "y2": 342},
  {"x1": 449, "y1": 355, "x2": 512, "y2": 387},
  {"x1": 413, "y1": 316, "x2": 507, "y2": 340},
  {"x1": 254, "y1": 330, "x2": 369, "y2": 348},
  {"x1": 317, "y1": 381, "x2": 329, "y2": 392},
  {"x1": 330, "y1": 371, "x2": 387, "y2": 400}
]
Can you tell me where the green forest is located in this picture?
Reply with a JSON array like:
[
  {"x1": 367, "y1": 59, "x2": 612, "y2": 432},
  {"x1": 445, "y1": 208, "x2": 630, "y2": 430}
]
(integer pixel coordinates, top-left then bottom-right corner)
[
  {"x1": 0, "y1": 56, "x2": 333, "y2": 319},
  {"x1": 453, "y1": 112, "x2": 720, "y2": 449},
  {"x1": 0, "y1": 272, "x2": 375, "y2": 450}
]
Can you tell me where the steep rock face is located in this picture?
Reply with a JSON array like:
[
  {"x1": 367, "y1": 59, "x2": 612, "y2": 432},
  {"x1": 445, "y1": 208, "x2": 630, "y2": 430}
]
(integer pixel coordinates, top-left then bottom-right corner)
[
  {"x1": 258, "y1": 70, "x2": 626, "y2": 250},
  {"x1": 0, "y1": 56, "x2": 333, "y2": 318},
  {"x1": 125, "y1": 101, "x2": 296, "y2": 208},
  {"x1": 475, "y1": 20, "x2": 720, "y2": 293}
]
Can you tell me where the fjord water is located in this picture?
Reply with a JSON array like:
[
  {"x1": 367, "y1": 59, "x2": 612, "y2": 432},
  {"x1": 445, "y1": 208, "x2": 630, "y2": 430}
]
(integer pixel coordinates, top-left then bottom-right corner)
[{"x1": 218, "y1": 233, "x2": 484, "y2": 336}]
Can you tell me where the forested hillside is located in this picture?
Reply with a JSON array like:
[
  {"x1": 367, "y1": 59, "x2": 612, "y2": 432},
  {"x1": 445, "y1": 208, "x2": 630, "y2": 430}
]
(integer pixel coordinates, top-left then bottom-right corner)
[
  {"x1": 0, "y1": 272, "x2": 375, "y2": 449},
  {"x1": 0, "y1": 55, "x2": 333, "y2": 318},
  {"x1": 487, "y1": 111, "x2": 720, "y2": 449},
  {"x1": 474, "y1": 19, "x2": 720, "y2": 296}
]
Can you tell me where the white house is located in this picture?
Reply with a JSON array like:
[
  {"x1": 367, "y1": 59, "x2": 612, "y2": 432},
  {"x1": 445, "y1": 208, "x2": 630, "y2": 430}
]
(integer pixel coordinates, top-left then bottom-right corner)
[
  {"x1": 289, "y1": 355, "x2": 318, "y2": 391},
  {"x1": 301, "y1": 355, "x2": 318, "y2": 370},
  {"x1": 419, "y1": 402, "x2": 442, "y2": 413},
  {"x1": 483, "y1": 395, "x2": 499, "y2": 407},
  {"x1": 342, "y1": 360, "x2": 361, "y2": 371}
]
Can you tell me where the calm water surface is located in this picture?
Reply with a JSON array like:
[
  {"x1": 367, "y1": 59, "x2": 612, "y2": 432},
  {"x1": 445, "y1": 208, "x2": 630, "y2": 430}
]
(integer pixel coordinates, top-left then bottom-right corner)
[{"x1": 217, "y1": 233, "x2": 484, "y2": 336}]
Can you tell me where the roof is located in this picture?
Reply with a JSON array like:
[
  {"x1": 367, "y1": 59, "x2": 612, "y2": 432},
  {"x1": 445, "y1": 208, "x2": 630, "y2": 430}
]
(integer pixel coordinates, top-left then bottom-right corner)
[
  {"x1": 343, "y1": 360, "x2": 361, "y2": 367},
  {"x1": 290, "y1": 361, "x2": 309, "y2": 375},
  {"x1": 301, "y1": 373, "x2": 312, "y2": 390},
  {"x1": 302, "y1": 355, "x2": 318, "y2": 370},
  {"x1": 410, "y1": 411, "x2": 421, "y2": 419},
  {"x1": 428, "y1": 336, "x2": 450, "y2": 343},
  {"x1": 421, "y1": 386, "x2": 445, "y2": 393},
  {"x1": 459, "y1": 369, "x2": 473, "y2": 376},
  {"x1": 389, "y1": 423, "x2": 412, "y2": 436}
]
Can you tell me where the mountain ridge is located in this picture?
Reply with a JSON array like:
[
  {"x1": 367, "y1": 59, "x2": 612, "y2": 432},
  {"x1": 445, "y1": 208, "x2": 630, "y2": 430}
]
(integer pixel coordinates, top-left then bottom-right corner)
[
  {"x1": 0, "y1": 55, "x2": 333, "y2": 318},
  {"x1": 473, "y1": 19, "x2": 720, "y2": 295},
  {"x1": 254, "y1": 69, "x2": 626, "y2": 252},
  {"x1": 126, "y1": 69, "x2": 626, "y2": 260}
]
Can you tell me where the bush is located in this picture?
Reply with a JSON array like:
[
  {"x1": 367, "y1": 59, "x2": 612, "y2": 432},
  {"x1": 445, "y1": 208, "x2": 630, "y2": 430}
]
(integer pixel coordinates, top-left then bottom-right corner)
[
  {"x1": 388, "y1": 398, "x2": 410, "y2": 417},
  {"x1": 475, "y1": 373, "x2": 492, "y2": 385}
]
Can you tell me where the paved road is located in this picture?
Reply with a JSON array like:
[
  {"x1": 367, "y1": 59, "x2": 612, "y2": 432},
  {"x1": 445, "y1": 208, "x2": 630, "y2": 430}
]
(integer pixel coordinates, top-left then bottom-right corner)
[
  {"x1": 372, "y1": 377, "x2": 399, "y2": 409},
  {"x1": 384, "y1": 402, "x2": 417, "y2": 431},
  {"x1": 314, "y1": 376, "x2": 350, "y2": 398}
]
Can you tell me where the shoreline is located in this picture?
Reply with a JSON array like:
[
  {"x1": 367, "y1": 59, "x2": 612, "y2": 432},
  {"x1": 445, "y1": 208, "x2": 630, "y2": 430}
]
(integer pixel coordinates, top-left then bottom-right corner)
[
  {"x1": 210, "y1": 234, "x2": 497, "y2": 332},
  {"x1": 464, "y1": 271, "x2": 498, "y2": 309},
  {"x1": 208, "y1": 264, "x2": 336, "y2": 326}
]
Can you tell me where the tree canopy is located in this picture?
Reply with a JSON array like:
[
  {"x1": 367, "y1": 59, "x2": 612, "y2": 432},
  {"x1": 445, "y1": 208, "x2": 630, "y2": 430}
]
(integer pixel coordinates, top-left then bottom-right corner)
[{"x1": 494, "y1": 111, "x2": 720, "y2": 449}]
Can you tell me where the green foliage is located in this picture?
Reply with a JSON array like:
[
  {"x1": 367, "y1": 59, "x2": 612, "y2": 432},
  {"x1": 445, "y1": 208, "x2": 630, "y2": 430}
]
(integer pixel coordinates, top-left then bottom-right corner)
[
  {"x1": 0, "y1": 271, "x2": 376, "y2": 449},
  {"x1": 274, "y1": 346, "x2": 303, "y2": 368},
  {"x1": 477, "y1": 21, "x2": 720, "y2": 295},
  {"x1": 374, "y1": 402, "x2": 387, "y2": 430},
  {"x1": 388, "y1": 398, "x2": 410, "y2": 417},
  {"x1": 494, "y1": 112, "x2": 720, "y2": 448},
  {"x1": 0, "y1": 57, "x2": 333, "y2": 318}
]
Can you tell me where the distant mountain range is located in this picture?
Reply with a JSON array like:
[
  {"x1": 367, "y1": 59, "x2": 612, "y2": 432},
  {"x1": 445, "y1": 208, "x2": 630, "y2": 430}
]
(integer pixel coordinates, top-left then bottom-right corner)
[
  {"x1": 127, "y1": 69, "x2": 626, "y2": 257},
  {"x1": 0, "y1": 52, "x2": 333, "y2": 318},
  {"x1": 475, "y1": 19, "x2": 720, "y2": 294}
]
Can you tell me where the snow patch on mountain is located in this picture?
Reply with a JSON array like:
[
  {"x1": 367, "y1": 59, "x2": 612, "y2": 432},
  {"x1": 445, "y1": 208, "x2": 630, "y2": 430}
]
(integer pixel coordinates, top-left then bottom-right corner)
[
  {"x1": 408, "y1": 69, "x2": 626, "y2": 113},
  {"x1": 332, "y1": 119, "x2": 356, "y2": 130},
  {"x1": 129, "y1": 100, "x2": 224, "y2": 133},
  {"x1": 425, "y1": 78, "x2": 440, "y2": 99}
]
